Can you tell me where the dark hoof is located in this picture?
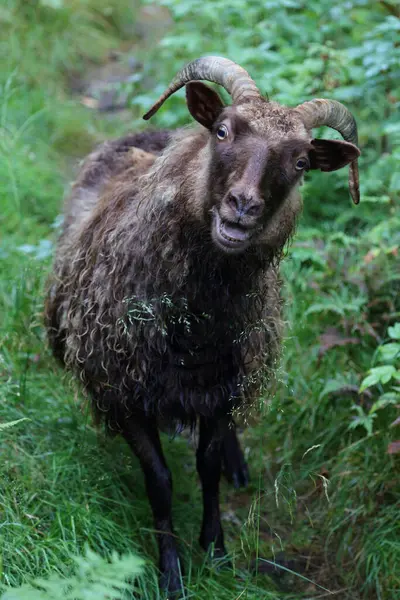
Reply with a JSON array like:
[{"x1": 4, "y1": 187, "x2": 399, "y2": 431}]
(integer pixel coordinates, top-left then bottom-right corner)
[
  {"x1": 159, "y1": 568, "x2": 184, "y2": 597},
  {"x1": 222, "y1": 442, "x2": 250, "y2": 489},
  {"x1": 203, "y1": 543, "x2": 232, "y2": 571},
  {"x1": 199, "y1": 524, "x2": 225, "y2": 555},
  {"x1": 205, "y1": 544, "x2": 227, "y2": 560}
]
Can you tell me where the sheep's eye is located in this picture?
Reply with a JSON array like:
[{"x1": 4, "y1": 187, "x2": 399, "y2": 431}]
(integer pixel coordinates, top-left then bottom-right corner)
[
  {"x1": 216, "y1": 125, "x2": 228, "y2": 141},
  {"x1": 295, "y1": 157, "x2": 308, "y2": 171}
]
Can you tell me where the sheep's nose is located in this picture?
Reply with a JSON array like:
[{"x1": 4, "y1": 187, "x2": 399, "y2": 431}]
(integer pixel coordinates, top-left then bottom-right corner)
[{"x1": 227, "y1": 191, "x2": 263, "y2": 219}]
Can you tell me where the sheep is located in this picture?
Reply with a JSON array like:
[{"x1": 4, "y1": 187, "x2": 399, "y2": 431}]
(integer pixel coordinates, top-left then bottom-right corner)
[{"x1": 45, "y1": 56, "x2": 360, "y2": 594}]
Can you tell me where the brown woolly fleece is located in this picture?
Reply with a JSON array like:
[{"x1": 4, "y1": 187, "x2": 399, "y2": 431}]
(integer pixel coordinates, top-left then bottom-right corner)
[
  {"x1": 44, "y1": 82, "x2": 360, "y2": 593},
  {"x1": 45, "y1": 104, "x2": 307, "y2": 429},
  {"x1": 46, "y1": 88, "x2": 359, "y2": 434}
]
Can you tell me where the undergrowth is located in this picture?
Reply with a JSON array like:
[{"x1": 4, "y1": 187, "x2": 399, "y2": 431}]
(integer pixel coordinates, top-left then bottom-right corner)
[
  {"x1": 0, "y1": 547, "x2": 144, "y2": 600},
  {"x1": 0, "y1": 1, "x2": 399, "y2": 599}
]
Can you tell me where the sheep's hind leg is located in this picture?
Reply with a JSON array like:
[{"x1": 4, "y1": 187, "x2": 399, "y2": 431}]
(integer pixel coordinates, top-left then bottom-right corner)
[
  {"x1": 122, "y1": 415, "x2": 183, "y2": 595},
  {"x1": 196, "y1": 416, "x2": 226, "y2": 558},
  {"x1": 221, "y1": 420, "x2": 250, "y2": 489}
]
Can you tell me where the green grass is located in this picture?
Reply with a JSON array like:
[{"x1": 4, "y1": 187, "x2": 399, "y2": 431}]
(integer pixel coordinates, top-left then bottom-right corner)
[{"x1": 1, "y1": 1, "x2": 399, "y2": 599}]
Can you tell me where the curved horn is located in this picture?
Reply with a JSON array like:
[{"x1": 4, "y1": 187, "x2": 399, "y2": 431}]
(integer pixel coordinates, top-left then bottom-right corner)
[
  {"x1": 294, "y1": 99, "x2": 360, "y2": 204},
  {"x1": 143, "y1": 56, "x2": 261, "y2": 121}
]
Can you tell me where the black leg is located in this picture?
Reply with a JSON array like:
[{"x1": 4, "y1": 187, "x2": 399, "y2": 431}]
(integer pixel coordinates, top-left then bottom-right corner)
[
  {"x1": 196, "y1": 416, "x2": 226, "y2": 557},
  {"x1": 121, "y1": 415, "x2": 182, "y2": 594},
  {"x1": 221, "y1": 420, "x2": 250, "y2": 489}
]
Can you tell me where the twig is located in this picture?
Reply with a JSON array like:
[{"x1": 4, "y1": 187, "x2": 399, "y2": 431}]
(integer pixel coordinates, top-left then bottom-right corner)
[
  {"x1": 311, "y1": 588, "x2": 350, "y2": 599},
  {"x1": 380, "y1": 1, "x2": 400, "y2": 17}
]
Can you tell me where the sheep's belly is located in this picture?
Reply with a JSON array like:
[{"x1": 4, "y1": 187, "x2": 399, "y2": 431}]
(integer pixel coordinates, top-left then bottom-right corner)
[
  {"x1": 144, "y1": 362, "x2": 243, "y2": 422},
  {"x1": 129, "y1": 342, "x2": 250, "y2": 422}
]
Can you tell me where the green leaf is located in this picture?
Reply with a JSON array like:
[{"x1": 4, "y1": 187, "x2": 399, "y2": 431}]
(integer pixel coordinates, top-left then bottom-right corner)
[
  {"x1": 319, "y1": 376, "x2": 354, "y2": 400},
  {"x1": 0, "y1": 418, "x2": 29, "y2": 432},
  {"x1": 378, "y1": 343, "x2": 400, "y2": 363},
  {"x1": 290, "y1": 246, "x2": 327, "y2": 267},
  {"x1": 359, "y1": 194, "x2": 391, "y2": 204},
  {"x1": 388, "y1": 323, "x2": 400, "y2": 340},
  {"x1": 349, "y1": 405, "x2": 376, "y2": 436},
  {"x1": 305, "y1": 302, "x2": 344, "y2": 317},
  {"x1": 359, "y1": 366, "x2": 398, "y2": 392},
  {"x1": 39, "y1": 0, "x2": 65, "y2": 8},
  {"x1": 369, "y1": 393, "x2": 399, "y2": 415},
  {"x1": 390, "y1": 172, "x2": 400, "y2": 194}
]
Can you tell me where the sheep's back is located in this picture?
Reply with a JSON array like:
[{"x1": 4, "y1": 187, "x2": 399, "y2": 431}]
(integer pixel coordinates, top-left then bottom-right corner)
[
  {"x1": 62, "y1": 130, "x2": 172, "y2": 235},
  {"x1": 45, "y1": 131, "x2": 170, "y2": 363}
]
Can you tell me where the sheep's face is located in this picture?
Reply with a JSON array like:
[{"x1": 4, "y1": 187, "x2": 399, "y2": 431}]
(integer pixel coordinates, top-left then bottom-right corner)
[
  {"x1": 186, "y1": 82, "x2": 359, "y2": 255},
  {"x1": 207, "y1": 104, "x2": 312, "y2": 255}
]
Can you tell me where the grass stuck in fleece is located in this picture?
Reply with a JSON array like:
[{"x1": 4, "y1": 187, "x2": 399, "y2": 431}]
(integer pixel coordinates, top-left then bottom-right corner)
[{"x1": 1, "y1": 1, "x2": 399, "y2": 599}]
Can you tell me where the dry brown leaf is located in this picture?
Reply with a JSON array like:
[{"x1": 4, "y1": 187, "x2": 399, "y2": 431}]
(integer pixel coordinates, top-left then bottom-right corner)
[
  {"x1": 390, "y1": 416, "x2": 400, "y2": 428},
  {"x1": 318, "y1": 327, "x2": 360, "y2": 359},
  {"x1": 363, "y1": 249, "x2": 379, "y2": 264},
  {"x1": 80, "y1": 96, "x2": 99, "y2": 109},
  {"x1": 387, "y1": 441, "x2": 400, "y2": 455}
]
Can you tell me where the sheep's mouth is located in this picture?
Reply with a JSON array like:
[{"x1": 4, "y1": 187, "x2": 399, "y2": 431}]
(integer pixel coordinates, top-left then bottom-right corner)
[{"x1": 212, "y1": 210, "x2": 252, "y2": 253}]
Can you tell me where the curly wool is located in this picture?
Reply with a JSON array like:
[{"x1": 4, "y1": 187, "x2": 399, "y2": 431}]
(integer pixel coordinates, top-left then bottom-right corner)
[{"x1": 46, "y1": 128, "x2": 285, "y2": 431}]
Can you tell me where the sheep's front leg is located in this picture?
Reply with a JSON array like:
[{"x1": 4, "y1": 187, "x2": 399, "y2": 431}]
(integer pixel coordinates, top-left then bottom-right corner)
[
  {"x1": 221, "y1": 420, "x2": 250, "y2": 489},
  {"x1": 122, "y1": 416, "x2": 182, "y2": 594},
  {"x1": 196, "y1": 416, "x2": 226, "y2": 557}
]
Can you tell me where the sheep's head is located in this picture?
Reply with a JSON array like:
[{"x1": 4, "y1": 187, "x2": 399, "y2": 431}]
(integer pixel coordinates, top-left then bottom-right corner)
[{"x1": 144, "y1": 57, "x2": 360, "y2": 255}]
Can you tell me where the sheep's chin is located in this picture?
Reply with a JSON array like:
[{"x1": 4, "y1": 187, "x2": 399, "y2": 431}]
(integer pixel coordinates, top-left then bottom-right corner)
[{"x1": 211, "y1": 210, "x2": 252, "y2": 254}]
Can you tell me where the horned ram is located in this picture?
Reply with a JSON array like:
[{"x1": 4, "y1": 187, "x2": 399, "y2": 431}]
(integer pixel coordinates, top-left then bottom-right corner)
[{"x1": 45, "y1": 56, "x2": 360, "y2": 594}]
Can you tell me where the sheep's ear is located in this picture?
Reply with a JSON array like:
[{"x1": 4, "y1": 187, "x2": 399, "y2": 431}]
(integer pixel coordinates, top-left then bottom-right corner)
[
  {"x1": 309, "y1": 138, "x2": 360, "y2": 172},
  {"x1": 186, "y1": 82, "x2": 225, "y2": 130}
]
